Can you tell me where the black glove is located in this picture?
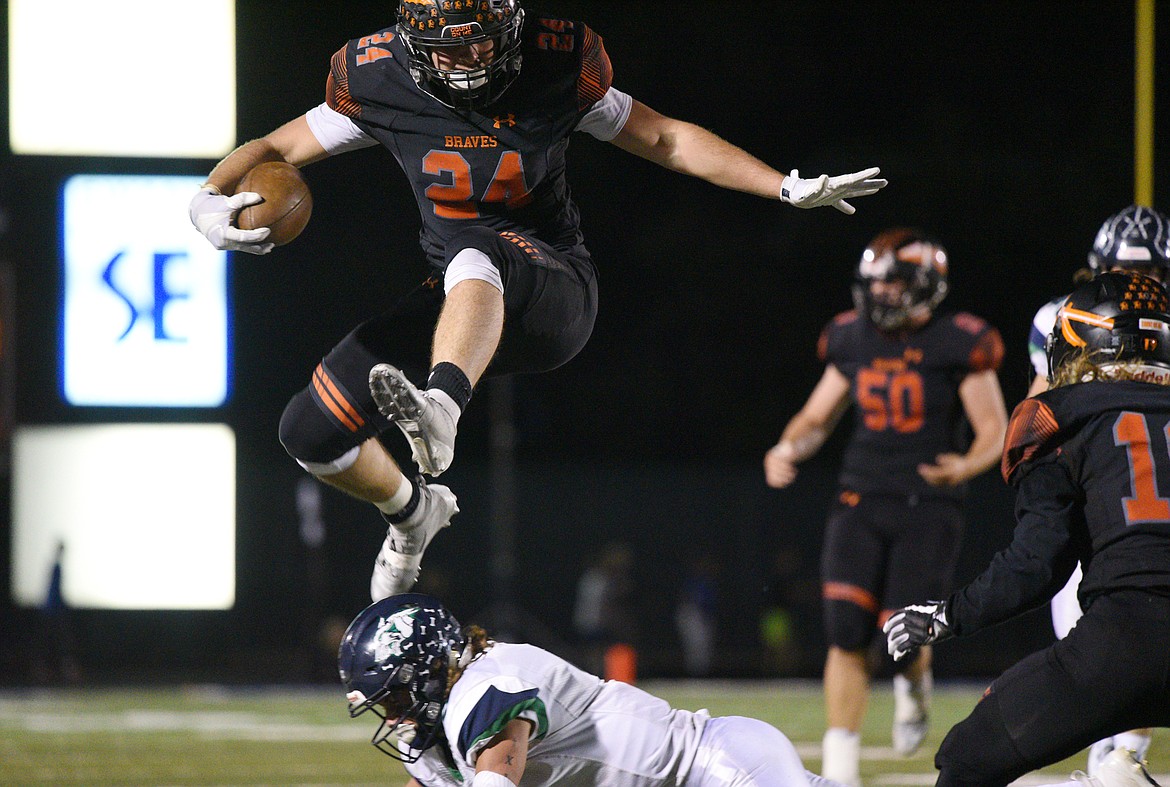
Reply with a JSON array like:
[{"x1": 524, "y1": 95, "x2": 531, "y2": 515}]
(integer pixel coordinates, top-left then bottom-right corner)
[{"x1": 883, "y1": 601, "x2": 953, "y2": 662}]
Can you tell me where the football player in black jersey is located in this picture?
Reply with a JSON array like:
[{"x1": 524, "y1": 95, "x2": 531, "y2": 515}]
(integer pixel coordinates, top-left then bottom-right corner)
[
  {"x1": 188, "y1": 0, "x2": 887, "y2": 603},
  {"x1": 885, "y1": 271, "x2": 1170, "y2": 787},
  {"x1": 764, "y1": 229, "x2": 1008, "y2": 786},
  {"x1": 1024, "y1": 205, "x2": 1170, "y2": 777}
]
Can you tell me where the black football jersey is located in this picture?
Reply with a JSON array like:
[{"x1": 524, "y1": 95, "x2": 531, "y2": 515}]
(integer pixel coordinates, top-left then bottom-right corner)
[
  {"x1": 325, "y1": 16, "x2": 613, "y2": 269},
  {"x1": 819, "y1": 310, "x2": 1004, "y2": 499},
  {"x1": 949, "y1": 381, "x2": 1170, "y2": 635}
]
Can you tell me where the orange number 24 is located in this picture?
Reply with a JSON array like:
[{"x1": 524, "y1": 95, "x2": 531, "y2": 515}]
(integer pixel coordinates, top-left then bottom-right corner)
[{"x1": 422, "y1": 150, "x2": 532, "y2": 220}]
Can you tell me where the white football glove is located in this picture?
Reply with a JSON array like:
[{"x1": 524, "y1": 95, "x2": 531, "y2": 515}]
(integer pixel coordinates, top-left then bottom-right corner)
[
  {"x1": 188, "y1": 186, "x2": 274, "y2": 255},
  {"x1": 779, "y1": 167, "x2": 887, "y2": 215},
  {"x1": 883, "y1": 601, "x2": 953, "y2": 662}
]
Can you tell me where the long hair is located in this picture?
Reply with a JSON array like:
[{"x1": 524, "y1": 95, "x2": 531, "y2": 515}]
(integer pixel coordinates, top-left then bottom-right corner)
[
  {"x1": 446, "y1": 625, "x2": 493, "y2": 696},
  {"x1": 1049, "y1": 349, "x2": 1170, "y2": 389}
]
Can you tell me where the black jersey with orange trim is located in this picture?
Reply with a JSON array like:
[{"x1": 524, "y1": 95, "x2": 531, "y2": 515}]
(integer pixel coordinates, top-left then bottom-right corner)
[
  {"x1": 819, "y1": 309, "x2": 1004, "y2": 500},
  {"x1": 948, "y1": 381, "x2": 1170, "y2": 635},
  {"x1": 326, "y1": 16, "x2": 613, "y2": 270}
]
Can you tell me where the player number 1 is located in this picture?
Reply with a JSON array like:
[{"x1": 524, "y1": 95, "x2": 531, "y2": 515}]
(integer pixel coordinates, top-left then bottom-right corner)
[{"x1": 1114, "y1": 411, "x2": 1170, "y2": 524}]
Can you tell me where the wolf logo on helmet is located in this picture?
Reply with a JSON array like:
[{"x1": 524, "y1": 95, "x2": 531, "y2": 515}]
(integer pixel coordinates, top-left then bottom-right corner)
[
  {"x1": 338, "y1": 593, "x2": 466, "y2": 762},
  {"x1": 397, "y1": 0, "x2": 525, "y2": 110}
]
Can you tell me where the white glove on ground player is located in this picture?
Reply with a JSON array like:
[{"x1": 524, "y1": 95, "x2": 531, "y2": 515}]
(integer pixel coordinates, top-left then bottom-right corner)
[
  {"x1": 883, "y1": 601, "x2": 953, "y2": 661},
  {"x1": 188, "y1": 186, "x2": 274, "y2": 255},
  {"x1": 780, "y1": 167, "x2": 887, "y2": 215}
]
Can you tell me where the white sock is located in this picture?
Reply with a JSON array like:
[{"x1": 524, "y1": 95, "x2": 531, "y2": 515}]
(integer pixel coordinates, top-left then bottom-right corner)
[
  {"x1": 822, "y1": 728, "x2": 861, "y2": 787},
  {"x1": 893, "y1": 670, "x2": 931, "y2": 722},
  {"x1": 375, "y1": 477, "x2": 414, "y2": 516}
]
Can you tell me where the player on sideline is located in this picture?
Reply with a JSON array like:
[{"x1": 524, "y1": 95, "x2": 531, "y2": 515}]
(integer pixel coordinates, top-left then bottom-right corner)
[
  {"x1": 188, "y1": 0, "x2": 887, "y2": 603},
  {"x1": 886, "y1": 271, "x2": 1170, "y2": 787},
  {"x1": 764, "y1": 229, "x2": 1007, "y2": 787},
  {"x1": 1023, "y1": 205, "x2": 1170, "y2": 776}
]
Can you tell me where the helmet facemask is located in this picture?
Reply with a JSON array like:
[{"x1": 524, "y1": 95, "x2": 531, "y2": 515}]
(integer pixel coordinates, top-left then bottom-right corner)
[
  {"x1": 398, "y1": 0, "x2": 525, "y2": 111},
  {"x1": 338, "y1": 594, "x2": 466, "y2": 762}
]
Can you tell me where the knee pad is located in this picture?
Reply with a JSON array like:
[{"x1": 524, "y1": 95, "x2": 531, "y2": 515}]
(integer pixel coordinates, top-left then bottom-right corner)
[
  {"x1": 445, "y1": 247, "x2": 503, "y2": 295},
  {"x1": 823, "y1": 597, "x2": 878, "y2": 651},
  {"x1": 279, "y1": 386, "x2": 368, "y2": 468}
]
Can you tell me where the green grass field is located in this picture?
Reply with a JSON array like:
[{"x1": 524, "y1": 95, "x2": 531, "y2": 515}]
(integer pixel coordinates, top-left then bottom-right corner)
[{"x1": 0, "y1": 681, "x2": 1164, "y2": 786}]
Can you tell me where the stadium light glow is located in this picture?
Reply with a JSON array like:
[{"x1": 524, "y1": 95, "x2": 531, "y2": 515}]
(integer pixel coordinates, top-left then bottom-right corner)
[
  {"x1": 11, "y1": 424, "x2": 236, "y2": 610},
  {"x1": 8, "y1": 0, "x2": 236, "y2": 157}
]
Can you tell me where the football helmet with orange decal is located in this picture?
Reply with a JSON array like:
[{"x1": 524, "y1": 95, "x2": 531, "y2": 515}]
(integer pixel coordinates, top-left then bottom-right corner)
[
  {"x1": 853, "y1": 228, "x2": 949, "y2": 331},
  {"x1": 1046, "y1": 271, "x2": 1170, "y2": 383},
  {"x1": 1087, "y1": 205, "x2": 1170, "y2": 281},
  {"x1": 397, "y1": 0, "x2": 525, "y2": 110},
  {"x1": 338, "y1": 593, "x2": 466, "y2": 762}
]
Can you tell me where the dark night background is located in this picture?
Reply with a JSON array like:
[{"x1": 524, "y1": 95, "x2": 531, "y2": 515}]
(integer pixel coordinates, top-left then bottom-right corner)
[{"x1": 0, "y1": 1, "x2": 1168, "y2": 684}]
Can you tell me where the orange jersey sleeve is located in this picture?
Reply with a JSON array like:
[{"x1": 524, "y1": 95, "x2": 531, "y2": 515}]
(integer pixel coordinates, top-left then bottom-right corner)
[
  {"x1": 576, "y1": 25, "x2": 613, "y2": 111},
  {"x1": 326, "y1": 44, "x2": 362, "y2": 119},
  {"x1": 952, "y1": 313, "x2": 1004, "y2": 372},
  {"x1": 1001, "y1": 397, "x2": 1060, "y2": 483}
]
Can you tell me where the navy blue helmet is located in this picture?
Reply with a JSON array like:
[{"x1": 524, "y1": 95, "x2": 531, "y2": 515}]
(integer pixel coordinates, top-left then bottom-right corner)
[
  {"x1": 1087, "y1": 205, "x2": 1170, "y2": 280},
  {"x1": 338, "y1": 593, "x2": 466, "y2": 761}
]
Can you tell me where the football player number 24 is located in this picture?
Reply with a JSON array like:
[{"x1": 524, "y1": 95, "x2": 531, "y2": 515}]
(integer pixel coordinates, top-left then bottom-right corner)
[
  {"x1": 1114, "y1": 411, "x2": 1170, "y2": 525},
  {"x1": 423, "y1": 150, "x2": 532, "y2": 219},
  {"x1": 856, "y1": 368, "x2": 925, "y2": 434}
]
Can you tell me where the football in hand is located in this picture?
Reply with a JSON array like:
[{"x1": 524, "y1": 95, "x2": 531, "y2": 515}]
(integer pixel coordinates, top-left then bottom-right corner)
[{"x1": 235, "y1": 161, "x2": 312, "y2": 246}]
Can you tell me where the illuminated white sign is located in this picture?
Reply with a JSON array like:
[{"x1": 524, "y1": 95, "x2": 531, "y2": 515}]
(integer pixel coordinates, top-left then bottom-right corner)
[
  {"x1": 12, "y1": 424, "x2": 236, "y2": 610},
  {"x1": 63, "y1": 175, "x2": 229, "y2": 407},
  {"x1": 9, "y1": 0, "x2": 237, "y2": 157}
]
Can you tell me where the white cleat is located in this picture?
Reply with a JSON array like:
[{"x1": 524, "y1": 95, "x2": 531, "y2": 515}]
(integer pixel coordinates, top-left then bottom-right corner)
[
  {"x1": 370, "y1": 481, "x2": 458, "y2": 601},
  {"x1": 370, "y1": 363, "x2": 457, "y2": 477},
  {"x1": 892, "y1": 672, "x2": 931, "y2": 756},
  {"x1": 1097, "y1": 748, "x2": 1162, "y2": 787}
]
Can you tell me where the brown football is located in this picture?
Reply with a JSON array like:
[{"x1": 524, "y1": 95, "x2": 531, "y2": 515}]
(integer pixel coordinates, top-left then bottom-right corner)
[{"x1": 235, "y1": 161, "x2": 312, "y2": 246}]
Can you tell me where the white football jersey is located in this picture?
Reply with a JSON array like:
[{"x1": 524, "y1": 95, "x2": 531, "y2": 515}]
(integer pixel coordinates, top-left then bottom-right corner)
[
  {"x1": 440, "y1": 642, "x2": 709, "y2": 786},
  {"x1": 1028, "y1": 295, "x2": 1064, "y2": 377},
  {"x1": 404, "y1": 746, "x2": 464, "y2": 787}
]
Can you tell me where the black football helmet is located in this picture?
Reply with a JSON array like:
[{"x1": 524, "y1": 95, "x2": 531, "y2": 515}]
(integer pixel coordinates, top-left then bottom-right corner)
[
  {"x1": 853, "y1": 228, "x2": 949, "y2": 331},
  {"x1": 338, "y1": 593, "x2": 466, "y2": 762},
  {"x1": 1087, "y1": 205, "x2": 1170, "y2": 281},
  {"x1": 1047, "y1": 271, "x2": 1170, "y2": 383},
  {"x1": 397, "y1": 0, "x2": 525, "y2": 111}
]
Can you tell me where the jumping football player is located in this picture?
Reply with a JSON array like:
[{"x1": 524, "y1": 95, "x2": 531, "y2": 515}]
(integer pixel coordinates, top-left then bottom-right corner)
[
  {"x1": 1024, "y1": 205, "x2": 1170, "y2": 776},
  {"x1": 886, "y1": 270, "x2": 1170, "y2": 787},
  {"x1": 764, "y1": 229, "x2": 1008, "y2": 786},
  {"x1": 189, "y1": 0, "x2": 887, "y2": 602}
]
